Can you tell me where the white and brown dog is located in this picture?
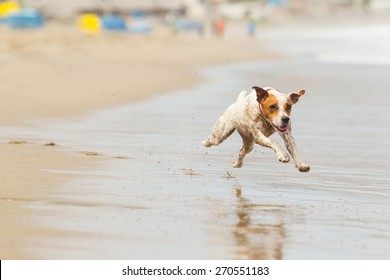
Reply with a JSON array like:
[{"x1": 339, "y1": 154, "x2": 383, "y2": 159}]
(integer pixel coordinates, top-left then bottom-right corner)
[{"x1": 202, "y1": 86, "x2": 310, "y2": 172}]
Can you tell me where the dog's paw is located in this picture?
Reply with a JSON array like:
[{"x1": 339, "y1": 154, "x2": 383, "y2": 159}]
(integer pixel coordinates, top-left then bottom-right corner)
[
  {"x1": 277, "y1": 153, "x2": 290, "y2": 163},
  {"x1": 202, "y1": 139, "x2": 212, "y2": 147},
  {"x1": 232, "y1": 160, "x2": 243, "y2": 168},
  {"x1": 298, "y1": 164, "x2": 310, "y2": 172}
]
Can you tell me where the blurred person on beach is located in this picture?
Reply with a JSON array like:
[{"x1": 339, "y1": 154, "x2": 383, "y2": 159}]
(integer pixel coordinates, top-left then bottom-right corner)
[
  {"x1": 247, "y1": 20, "x2": 256, "y2": 38},
  {"x1": 214, "y1": 16, "x2": 225, "y2": 37}
]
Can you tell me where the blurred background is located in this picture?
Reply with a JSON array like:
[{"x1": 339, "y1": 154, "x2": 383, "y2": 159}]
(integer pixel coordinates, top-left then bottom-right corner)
[
  {"x1": 0, "y1": 0, "x2": 389, "y2": 34},
  {"x1": 1, "y1": 0, "x2": 390, "y2": 260}
]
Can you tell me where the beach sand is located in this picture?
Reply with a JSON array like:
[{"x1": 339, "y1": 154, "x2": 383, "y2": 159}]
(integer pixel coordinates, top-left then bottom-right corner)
[
  {"x1": 4, "y1": 20, "x2": 389, "y2": 260},
  {"x1": 0, "y1": 24, "x2": 274, "y2": 259}
]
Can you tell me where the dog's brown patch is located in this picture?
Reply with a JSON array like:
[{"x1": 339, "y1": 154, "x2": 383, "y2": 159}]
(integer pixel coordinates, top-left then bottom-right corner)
[
  {"x1": 284, "y1": 101, "x2": 292, "y2": 115},
  {"x1": 260, "y1": 95, "x2": 279, "y2": 120}
]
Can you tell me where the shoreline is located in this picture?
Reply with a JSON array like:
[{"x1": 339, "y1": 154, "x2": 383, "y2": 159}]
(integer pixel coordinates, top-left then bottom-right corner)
[{"x1": 0, "y1": 24, "x2": 274, "y2": 259}]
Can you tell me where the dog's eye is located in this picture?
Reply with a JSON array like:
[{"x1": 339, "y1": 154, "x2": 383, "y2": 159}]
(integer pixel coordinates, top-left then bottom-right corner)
[
  {"x1": 286, "y1": 104, "x2": 292, "y2": 111},
  {"x1": 269, "y1": 105, "x2": 278, "y2": 111}
]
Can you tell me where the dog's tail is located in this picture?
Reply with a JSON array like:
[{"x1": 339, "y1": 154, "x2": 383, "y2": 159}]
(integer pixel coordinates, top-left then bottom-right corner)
[{"x1": 236, "y1": 90, "x2": 248, "y2": 102}]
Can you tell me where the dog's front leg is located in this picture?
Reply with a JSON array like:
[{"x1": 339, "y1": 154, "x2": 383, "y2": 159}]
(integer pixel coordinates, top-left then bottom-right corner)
[
  {"x1": 254, "y1": 132, "x2": 290, "y2": 163},
  {"x1": 280, "y1": 130, "x2": 310, "y2": 172}
]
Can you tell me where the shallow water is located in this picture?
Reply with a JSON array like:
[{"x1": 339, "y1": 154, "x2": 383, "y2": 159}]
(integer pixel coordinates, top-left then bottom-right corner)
[{"x1": 1, "y1": 24, "x2": 390, "y2": 259}]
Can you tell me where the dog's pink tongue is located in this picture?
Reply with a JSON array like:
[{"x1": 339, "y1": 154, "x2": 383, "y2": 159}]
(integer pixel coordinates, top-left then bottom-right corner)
[{"x1": 279, "y1": 125, "x2": 287, "y2": 132}]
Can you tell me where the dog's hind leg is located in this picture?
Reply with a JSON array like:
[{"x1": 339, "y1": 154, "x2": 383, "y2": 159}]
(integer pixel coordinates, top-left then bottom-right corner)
[
  {"x1": 202, "y1": 112, "x2": 236, "y2": 147},
  {"x1": 232, "y1": 137, "x2": 254, "y2": 168}
]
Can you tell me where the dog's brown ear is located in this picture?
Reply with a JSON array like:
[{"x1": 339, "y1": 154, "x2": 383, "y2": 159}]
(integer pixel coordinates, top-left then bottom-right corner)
[
  {"x1": 252, "y1": 86, "x2": 268, "y2": 102},
  {"x1": 289, "y1": 90, "x2": 305, "y2": 104}
]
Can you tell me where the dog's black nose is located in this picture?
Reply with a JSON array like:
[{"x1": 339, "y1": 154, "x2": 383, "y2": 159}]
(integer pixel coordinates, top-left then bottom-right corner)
[{"x1": 281, "y1": 116, "x2": 290, "y2": 124}]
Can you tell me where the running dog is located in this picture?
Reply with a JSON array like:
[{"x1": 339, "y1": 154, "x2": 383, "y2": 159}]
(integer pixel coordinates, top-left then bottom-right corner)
[{"x1": 202, "y1": 86, "x2": 310, "y2": 172}]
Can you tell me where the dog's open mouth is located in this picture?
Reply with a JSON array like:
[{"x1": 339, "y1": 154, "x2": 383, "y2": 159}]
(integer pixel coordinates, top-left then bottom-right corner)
[{"x1": 275, "y1": 124, "x2": 288, "y2": 132}]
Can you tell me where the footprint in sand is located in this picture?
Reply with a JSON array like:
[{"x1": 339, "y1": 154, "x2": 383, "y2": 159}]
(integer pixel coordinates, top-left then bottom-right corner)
[
  {"x1": 112, "y1": 156, "x2": 130, "y2": 160},
  {"x1": 80, "y1": 151, "x2": 103, "y2": 157},
  {"x1": 80, "y1": 152, "x2": 131, "y2": 159},
  {"x1": 44, "y1": 142, "x2": 57, "y2": 146},
  {"x1": 9, "y1": 139, "x2": 27, "y2": 145},
  {"x1": 222, "y1": 171, "x2": 235, "y2": 179},
  {"x1": 180, "y1": 168, "x2": 201, "y2": 176}
]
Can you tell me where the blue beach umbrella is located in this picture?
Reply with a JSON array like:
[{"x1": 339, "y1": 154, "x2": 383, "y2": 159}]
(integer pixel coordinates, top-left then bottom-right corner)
[
  {"x1": 101, "y1": 15, "x2": 127, "y2": 31},
  {"x1": 4, "y1": 8, "x2": 44, "y2": 29}
]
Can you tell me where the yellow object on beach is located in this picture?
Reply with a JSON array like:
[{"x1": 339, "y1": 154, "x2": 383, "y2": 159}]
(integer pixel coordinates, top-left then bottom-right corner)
[
  {"x1": 77, "y1": 13, "x2": 101, "y2": 34},
  {"x1": 0, "y1": 1, "x2": 21, "y2": 17}
]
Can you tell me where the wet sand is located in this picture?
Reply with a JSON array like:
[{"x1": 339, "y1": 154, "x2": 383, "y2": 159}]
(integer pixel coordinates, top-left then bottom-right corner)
[
  {"x1": 2, "y1": 60, "x2": 390, "y2": 259},
  {"x1": 1, "y1": 22, "x2": 390, "y2": 259}
]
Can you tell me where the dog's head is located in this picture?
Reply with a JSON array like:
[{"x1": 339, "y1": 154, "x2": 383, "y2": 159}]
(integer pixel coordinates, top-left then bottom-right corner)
[{"x1": 253, "y1": 86, "x2": 305, "y2": 133}]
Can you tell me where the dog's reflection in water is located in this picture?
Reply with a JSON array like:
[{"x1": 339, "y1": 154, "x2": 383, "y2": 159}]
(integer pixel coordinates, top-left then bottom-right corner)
[{"x1": 233, "y1": 187, "x2": 286, "y2": 260}]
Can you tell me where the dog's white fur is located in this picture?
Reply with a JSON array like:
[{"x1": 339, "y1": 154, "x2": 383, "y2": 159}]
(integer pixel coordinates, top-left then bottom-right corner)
[{"x1": 202, "y1": 86, "x2": 310, "y2": 172}]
